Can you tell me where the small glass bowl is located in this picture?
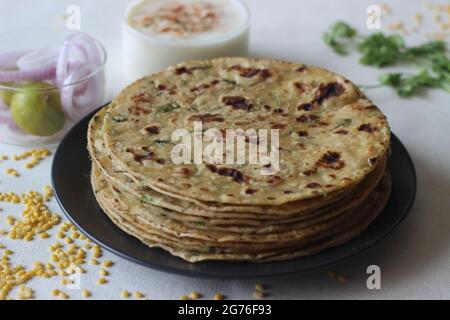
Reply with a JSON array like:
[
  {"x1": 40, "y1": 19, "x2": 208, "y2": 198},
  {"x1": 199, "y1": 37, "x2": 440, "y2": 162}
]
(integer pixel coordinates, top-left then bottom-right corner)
[{"x1": 0, "y1": 28, "x2": 107, "y2": 146}]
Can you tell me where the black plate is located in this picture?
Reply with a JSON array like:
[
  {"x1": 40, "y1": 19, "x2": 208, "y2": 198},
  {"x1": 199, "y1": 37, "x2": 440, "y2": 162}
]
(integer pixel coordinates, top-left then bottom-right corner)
[{"x1": 52, "y1": 107, "x2": 416, "y2": 278}]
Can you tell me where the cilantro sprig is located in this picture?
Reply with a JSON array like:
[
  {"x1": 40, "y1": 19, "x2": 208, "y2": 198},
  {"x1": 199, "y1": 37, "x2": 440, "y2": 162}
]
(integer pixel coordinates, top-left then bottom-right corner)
[{"x1": 323, "y1": 21, "x2": 450, "y2": 97}]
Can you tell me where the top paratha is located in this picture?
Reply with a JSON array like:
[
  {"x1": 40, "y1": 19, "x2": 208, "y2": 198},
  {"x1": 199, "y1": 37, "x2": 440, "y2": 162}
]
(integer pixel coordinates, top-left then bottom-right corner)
[{"x1": 102, "y1": 57, "x2": 390, "y2": 205}]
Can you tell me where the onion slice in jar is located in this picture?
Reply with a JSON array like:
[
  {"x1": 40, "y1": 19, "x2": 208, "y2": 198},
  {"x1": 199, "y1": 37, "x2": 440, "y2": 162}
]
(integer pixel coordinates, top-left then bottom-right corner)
[
  {"x1": 56, "y1": 32, "x2": 101, "y2": 86},
  {"x1": 0, "y1": 50, "x2": 28, "y2": 69},
  {"x1": 60, "y1": 63, "x2": 104, "y2": 121},
  {"x1": 16, "y1": 46, "x2": 60, "y2": 71}
]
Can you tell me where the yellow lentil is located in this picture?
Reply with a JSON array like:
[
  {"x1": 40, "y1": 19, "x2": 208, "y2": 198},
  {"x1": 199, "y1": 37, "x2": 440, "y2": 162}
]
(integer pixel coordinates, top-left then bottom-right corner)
[
  {"x1": 189, "y1": 291, "x2": 202, "y2": 299},
  {"x1": 213, "y1": 293, "x2": 224, "y2": 300},
  {"x1": 82, "y1": 289, "x2": 91, "y2": 298},
  {"x1": 99, "y1": 269, "x2": 109, "y2": 277},
  {"x1": 102, "y1": 260, "x2": 113, "y2": 268},
  {"x1": 121, "y1": 290, "x2": 131, "y2": 298}
]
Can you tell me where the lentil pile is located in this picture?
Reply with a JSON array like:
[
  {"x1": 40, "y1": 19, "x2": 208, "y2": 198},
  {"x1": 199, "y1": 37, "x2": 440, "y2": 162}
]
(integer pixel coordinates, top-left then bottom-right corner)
[{"x1": 0, "y1": 149, "x2": 118, "y2": 300}]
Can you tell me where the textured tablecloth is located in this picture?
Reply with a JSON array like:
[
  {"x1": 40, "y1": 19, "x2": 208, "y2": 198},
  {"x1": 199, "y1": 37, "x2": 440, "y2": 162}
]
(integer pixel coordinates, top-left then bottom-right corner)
[{"x1": 0, "y1": 0, "x2": 449, "y2": 300}]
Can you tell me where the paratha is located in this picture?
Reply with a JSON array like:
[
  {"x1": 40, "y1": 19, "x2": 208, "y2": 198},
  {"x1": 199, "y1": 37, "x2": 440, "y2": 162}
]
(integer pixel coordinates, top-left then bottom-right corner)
[{"x1": 102, "y1": 58, "x2": 390, "y2": 205}]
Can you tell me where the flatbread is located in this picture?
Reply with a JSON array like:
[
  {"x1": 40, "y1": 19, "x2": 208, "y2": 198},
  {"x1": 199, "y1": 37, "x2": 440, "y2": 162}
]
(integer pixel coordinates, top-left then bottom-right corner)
[{"x1": 102, "y1": 58, "x2": 390, "y2": 205}]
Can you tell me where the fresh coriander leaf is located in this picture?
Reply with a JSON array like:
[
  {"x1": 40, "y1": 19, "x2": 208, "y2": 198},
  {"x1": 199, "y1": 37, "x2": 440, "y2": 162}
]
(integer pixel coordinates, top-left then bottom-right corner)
[
  {"x1": 358, "y1": 33, "x2": 405, "y2": 67},
  {"x1": 323, "y1": 21, "x2": 358, "y2": 55},
  {"x1": 379, "y1": 73, "x2": 403, "y2": 86},
  {"x1": 403, "y1": 40, "x2": 447, "y2": 60},
  {"x1": 331, "y1": 21, "x2": 357, "y2": 38},
  {"x1": 379, "y1": 70, "x2": 440, "y2": 97}
]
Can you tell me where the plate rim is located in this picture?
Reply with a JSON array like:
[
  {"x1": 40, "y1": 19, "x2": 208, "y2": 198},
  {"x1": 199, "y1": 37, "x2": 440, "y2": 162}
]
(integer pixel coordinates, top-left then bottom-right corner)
[{"x1": 52, "y1": 106, "x2": 417, "y2": 279}]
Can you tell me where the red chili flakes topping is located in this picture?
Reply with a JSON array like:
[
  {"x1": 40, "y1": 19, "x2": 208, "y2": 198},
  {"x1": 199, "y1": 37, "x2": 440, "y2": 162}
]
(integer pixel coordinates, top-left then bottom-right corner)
[
  {"x1": 222, "y1": 96, "x2": 253, "y2": 111},
  {"x1": 245, "y1": 188, "x2": 258, "y2": 195},
  {"x1": 297, "y1": 103, "x2": 313, "y2": 111},
  {"x1": 206, "y1": 165, "x2": 246, "y2": 183},
  {"x1": 334, "y1": 129, "x2": 348, "y2": 135},
  {"x1": 156, "y1": 159, "x2": 166, "y2": 165},
  {"x1": 369, "y1": 156, "x2": 378, "y2": 165},
  {"x1": 306, "y1": 182, "x2": 321, "y2": 188},
  {"x1": 358, "y1": 123, "x2": 375, "y2": 133},
  {"x1": 313, "y1": 82, "x2": 345, "y2": 105},
  {"x1": 263, "y1": 105, "x2": 272, "y2": 111},
  {"x1": 188, "y1": 113, "x2": 224, "y2": 122},
  {"x1": 283, "y1": 190, "x2": 293, "y2": 194},
  {"x1": 296, "y1": 65, "x2": 307, "y2": 72},
  {"x1": 157, "y1": 84, "x2": 167, "y2": 90},
  {"x1": 296, "y1": 114, "x2": 320, "y2": 123},
  {"x1": 266, "y1": 175, "x2": 283, "y2": 185},
  {"x1": 144, "y1": 125, "x2": 160, "y2": 134},
  {"x1": 297, "y1": 130, "x2": 308, "y2": 137},
  {"x1": 316, "y1": 151, "x2": 345, "y2": 169},
  {"x1": 228, "y1": 65, "x2": 272, "y2": 79}
]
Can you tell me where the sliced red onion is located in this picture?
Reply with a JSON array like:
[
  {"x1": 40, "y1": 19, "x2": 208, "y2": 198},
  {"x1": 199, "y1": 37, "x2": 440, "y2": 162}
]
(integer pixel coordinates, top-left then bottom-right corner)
[
  {"x1": 16, "y1": 46, "x2": 59, "y2": 71},
  {"x1": 0, "y1": 64, "x2": 56, "y2": 82},
  {"x1": 56, "y1": 32, "x2": 101, "y2": 86},
  {"x1": 0, "y1": 50, "x2": 28, "y2": 69},
  {"x1": 60, "y1": 63, "x2": 104, "y2": 121}
]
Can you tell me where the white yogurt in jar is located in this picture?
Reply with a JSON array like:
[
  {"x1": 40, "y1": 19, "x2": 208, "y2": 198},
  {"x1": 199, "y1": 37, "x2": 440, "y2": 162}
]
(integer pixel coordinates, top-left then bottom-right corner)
[{"x1": 122, "y1": 0, "x2": 249, "y2": 80}]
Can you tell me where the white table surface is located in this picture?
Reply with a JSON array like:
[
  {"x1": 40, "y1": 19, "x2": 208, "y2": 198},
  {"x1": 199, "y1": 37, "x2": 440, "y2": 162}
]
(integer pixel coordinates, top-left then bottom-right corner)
[{"x1": 0, "y1": 0, "x2": 449, "y2": 300}]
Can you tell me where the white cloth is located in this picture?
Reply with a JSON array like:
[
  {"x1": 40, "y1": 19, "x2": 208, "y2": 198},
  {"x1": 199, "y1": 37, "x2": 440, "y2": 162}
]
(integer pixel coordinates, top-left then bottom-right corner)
[{"x1": 0, "y1": 0, "x2": 449, "y2": 299}]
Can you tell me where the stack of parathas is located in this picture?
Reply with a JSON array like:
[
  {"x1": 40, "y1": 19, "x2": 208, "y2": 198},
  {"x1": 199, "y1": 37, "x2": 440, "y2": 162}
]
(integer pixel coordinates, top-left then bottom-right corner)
[{"x1": 88, "y1": 57, "x2": 391, "y2": 262}]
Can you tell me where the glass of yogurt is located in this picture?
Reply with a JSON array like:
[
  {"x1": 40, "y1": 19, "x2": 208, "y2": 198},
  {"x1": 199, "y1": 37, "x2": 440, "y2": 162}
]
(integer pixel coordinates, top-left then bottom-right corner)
[{"x1": 122, "y1": 0, "x2": 250, "y2": 80}]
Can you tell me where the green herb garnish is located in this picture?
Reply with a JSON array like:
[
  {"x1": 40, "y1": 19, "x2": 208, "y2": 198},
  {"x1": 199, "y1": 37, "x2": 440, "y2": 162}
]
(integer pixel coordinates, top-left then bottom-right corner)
[
  {"x1": 150, "y1": 139, "x2": 172, "y2": 146},
  {"x1": 323, "y1": 21, "x2": 358, "y2": 55},
  {"x1": 323, "y1": 21, "x2": 450, "y2": 97},
  {"x1": 156, "y1": 102, "x2": 181, "y2": 113},
  {"x1": 140, "y1": 195, "x2": 154, "y2": 204},
  {"x1": 334, "y1": 118, "x2": 353, "y2": 129}
]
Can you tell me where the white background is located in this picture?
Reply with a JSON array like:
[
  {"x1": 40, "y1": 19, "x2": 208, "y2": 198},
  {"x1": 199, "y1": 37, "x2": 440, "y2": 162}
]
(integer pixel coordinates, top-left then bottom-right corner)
[{"x1": 0, "y1": 0, "x2": 449, "y2": 299}]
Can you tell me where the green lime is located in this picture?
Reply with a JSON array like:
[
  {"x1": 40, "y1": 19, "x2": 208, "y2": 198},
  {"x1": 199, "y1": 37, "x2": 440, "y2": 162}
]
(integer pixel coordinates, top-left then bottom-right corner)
[
  {"x1": 11, "y1": 82, "x2": 66, "y2": 136},
  {"x1": 0, "y1": 82, "x2": 15, "y2": 106}
]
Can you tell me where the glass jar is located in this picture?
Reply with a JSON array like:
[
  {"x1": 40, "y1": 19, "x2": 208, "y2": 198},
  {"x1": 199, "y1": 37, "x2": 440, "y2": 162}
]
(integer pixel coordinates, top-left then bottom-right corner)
[{"x1": 0, "y1": 28, "x2": 107, "y2": 146}]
